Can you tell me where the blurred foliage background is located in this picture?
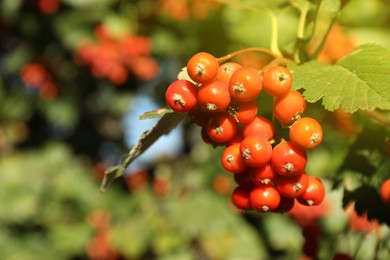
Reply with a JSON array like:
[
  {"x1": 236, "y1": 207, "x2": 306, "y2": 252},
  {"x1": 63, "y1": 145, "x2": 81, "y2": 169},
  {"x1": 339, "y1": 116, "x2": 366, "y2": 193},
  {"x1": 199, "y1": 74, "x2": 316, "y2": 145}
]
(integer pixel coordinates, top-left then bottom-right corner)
[{"x1": 1, "y1": 0, "x2": 390, "y2": 259}]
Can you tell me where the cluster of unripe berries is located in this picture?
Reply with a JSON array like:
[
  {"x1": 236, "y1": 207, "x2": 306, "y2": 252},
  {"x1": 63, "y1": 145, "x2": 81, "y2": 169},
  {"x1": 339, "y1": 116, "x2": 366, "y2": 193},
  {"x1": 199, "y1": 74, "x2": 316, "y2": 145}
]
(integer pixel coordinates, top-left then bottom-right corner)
[{"x1": 165, "y1": 52, "x2": 325, "y2": 213}]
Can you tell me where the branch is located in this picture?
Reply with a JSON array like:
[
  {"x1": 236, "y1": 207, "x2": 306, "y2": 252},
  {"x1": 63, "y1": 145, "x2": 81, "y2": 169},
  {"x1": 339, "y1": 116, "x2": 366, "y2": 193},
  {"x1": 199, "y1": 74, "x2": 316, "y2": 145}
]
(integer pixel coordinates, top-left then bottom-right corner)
[
  {"x1": 363, "y1": 110, "x2": 390, "y2": 128},
  {"x1": 217, "y1": 47, "x2": 281, "y2": 63}
]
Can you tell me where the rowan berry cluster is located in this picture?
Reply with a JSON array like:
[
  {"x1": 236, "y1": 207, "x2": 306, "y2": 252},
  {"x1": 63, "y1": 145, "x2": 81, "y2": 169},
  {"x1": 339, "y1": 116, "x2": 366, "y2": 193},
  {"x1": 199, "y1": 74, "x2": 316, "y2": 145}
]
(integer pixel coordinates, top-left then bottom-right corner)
[
  {"x1": 165, "y1": 52, "x2": 325, "y2": 213},
  {"x1": 20, "y1": 62, "x2": 60, "y2": 100},
  {"x1": 74, "y1": 25, "x2": 159, "y2": 85}
]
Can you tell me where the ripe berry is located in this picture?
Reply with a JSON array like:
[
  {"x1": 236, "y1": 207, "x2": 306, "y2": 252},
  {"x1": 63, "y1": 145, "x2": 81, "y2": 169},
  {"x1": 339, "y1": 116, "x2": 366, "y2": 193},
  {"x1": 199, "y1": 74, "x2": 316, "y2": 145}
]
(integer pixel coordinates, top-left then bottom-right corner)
[
  {"x1": 187, "y1": 52, "x2": 218, "y2": 83},
  {"x1": 240, "y1": 135, "x2": 273, "y2": 167},
  {"x1": 276, "y1": 172, "x2": 309, "y2": 199},
  {"x1": 250, "y1": 185, "x2": 280, "y2": 212},
  {"x1": 249, "y1": 164, "x2": 277, "y2": 186},
  {"x1": 207, "y1": 114, "x2": 238, "y2": 143},
  {"x1": 262, "y1": 65, "x2": 292, "y2": 97},
  {"x1": 228, "y1": 100, "x2": 258, "y2": 124},
  {"x1": 229, "y1": 67, "x2": 262, "y2": 102},
  {"x1": 216, "y1": 62, "x2": 242, "y2": 86},
  {"x1": 290, "y1": 117, "x2": 323, "y2": 150},
  {"x1": 165, "y1": 79, "x2": 198, "y2": 112},
  {"x1": 221, "y1": 144, "x2": 248, "y2": 174},
  {"x1": 200, "y1": 126, "x2": 221, "y2": 146},
  {"x1": 197, "y1": 80, "x2": 231, "y2": 112},
  {"x1": 273, "y1": 90, "x2": 306, "y2": 124},
  {"x1": 242, "y1": 116, "x2": 274, "y2": 140},
  {"x1": 271, "y1": 141, "x2": 307, "y2": 176},
  {"x1": 298, "y1": 176, "x2": 326, "y2": 206},
  {"x1": 231, "y1": 186, "x2": 252, "y2": 210},
  {"x1": 380, "y1": 179, "x2": 390, "y2": 203}
]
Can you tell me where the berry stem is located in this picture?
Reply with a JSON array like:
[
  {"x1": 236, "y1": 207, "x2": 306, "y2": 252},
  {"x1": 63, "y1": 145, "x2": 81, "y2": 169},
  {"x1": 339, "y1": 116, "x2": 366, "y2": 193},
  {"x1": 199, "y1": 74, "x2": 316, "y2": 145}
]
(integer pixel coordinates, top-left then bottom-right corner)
[
  {"x1": 294, "y1": 1, "x2": 311, "y2": 64},
  {"x1": 309, "y1": 14, "x2": 339, "y2": 60},
  {"x1": 267, "y1": 10, "x2": 283, "y2": 58},
  {"x1": 217, "y1": 47, "x2": 281, "y2": 63},
  {"x1": 363, "y1": 110, "x2": 390, "y2": 128},
  {"x1": 297, "y1": 1, "x2": 310, "y2": 41}
]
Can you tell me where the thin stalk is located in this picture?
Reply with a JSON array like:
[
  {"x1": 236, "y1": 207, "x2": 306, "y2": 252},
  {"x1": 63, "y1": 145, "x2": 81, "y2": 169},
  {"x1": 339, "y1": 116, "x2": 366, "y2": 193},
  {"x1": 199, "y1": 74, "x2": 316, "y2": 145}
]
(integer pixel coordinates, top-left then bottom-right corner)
[
  {"x1": 297, "y1": 1, "x2": 311, "y2": 39},
  {"x1": 268, "y1": 10, "x2": 283, "y2": 57},
  {"x1": 309, "y1": 14, "x2": 338, "y2": 60},
  {"x1": 362, "y1": 110, "x2": 390, "y2": 128},
  {"x1": 294, "y1": 1, "x2": 311, "y2": 63},
  {"x1": 217, "y1": 47, "x2": 281, "y2": 63}
]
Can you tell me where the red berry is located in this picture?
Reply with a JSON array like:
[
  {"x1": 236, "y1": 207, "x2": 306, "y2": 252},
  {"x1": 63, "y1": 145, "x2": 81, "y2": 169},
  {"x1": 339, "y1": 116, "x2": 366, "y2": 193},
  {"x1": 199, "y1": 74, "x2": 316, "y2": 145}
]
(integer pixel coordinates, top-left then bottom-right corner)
[
  {"x1": 249, "y1": 164, "x2": 277, "y2": 186},
  {"x1": 216, "y1": 62, "x2": 242, "y2": 86},
  {"x1": 262, "y1": 65, "x2": 292, "y2": 97},
  {"x1": 380, "y1": 179, "x2": 390, "y2": 203},
  {"x1": 240, "y1": 135, "x2": 273, "y2": 167},
  {"x1": 200, "y1": 126, "x2": 221, "y2": 146},
  {"x1": 290, "y1": 117, "x2": 323, "y2": 150},
  {"x1": 298, "y1": 176, "x2": 326, "y2": 206},
  {"x1": 271, "y1": 141, "x2": 307, "y2": 176},
  {"x1": 231, "y1": 186, "x2": 252, "y2": 210},
  {"x1": 228, "y1": 100, "x2": 258, "y2": 124},
  {"x1": 187, "y1": 52, "x2": 218, "y2": 83},
  {"x1": 276, "y1": 172, "x2": 309, "y2": 199},
  {"x1": 221, "y1": 144, "x2": 248, "y2": 174},
  {"x1": 197, "y1": 80, "x2": 231, "y2": 112},
  {"x1": 165, "y1": 80, "x2": 198, "y2": 112},
  {"x1": 273, "y1": 90, "x2": 306, "y2": 124},
  {"x1": 229, "y1": 67, "x2": 262, "y2": 102},
  {"x1": 242, "y1": 116, "x2": 274, "y2": 140},
  {"x1": 250, "y1": 185, "x2": 280, "y2": 212},
  {"x1": 207, "y1": 114, "x2": 238, "y2": 144}
]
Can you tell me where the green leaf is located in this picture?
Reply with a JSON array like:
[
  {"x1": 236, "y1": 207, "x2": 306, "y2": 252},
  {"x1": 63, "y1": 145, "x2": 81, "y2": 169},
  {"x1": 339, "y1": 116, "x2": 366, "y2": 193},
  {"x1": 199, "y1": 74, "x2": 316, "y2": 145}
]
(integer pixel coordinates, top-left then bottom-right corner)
[
  {"x1": 291, "y1": 44, "x2": 390, "y2": 112},
  {"x1": 139, "y1": 108, "x2": 174, "y2": 120},
  {"x1": 336, "y1": 123, "x2": 389, "y2": 179},
  {"x1": 343, "y1": 185, "x2": 390, "y2": 225},
  {"x1": 100, "y1": 112, "x2": 185, "y2": 192},
  {"x1": 322, "y1": 0, "x2": 341, "y2": 15}
]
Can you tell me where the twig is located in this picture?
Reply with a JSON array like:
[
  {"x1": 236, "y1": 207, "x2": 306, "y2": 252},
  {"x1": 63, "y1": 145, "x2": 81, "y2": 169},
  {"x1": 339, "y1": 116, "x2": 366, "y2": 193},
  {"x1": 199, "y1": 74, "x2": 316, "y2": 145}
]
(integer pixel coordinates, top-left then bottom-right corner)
[
  {"x1": 363, "y1": 110, "x2": 390, "y2": 128},
  {"x1": 217, "y1": 47, "x2": 281, "y2": 63}
]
